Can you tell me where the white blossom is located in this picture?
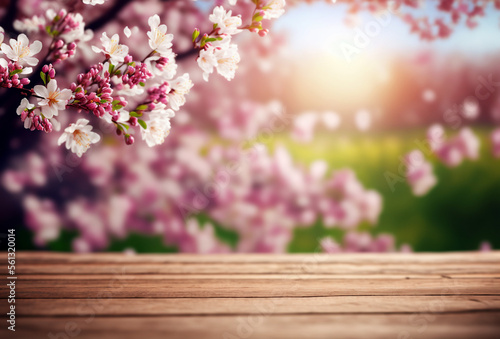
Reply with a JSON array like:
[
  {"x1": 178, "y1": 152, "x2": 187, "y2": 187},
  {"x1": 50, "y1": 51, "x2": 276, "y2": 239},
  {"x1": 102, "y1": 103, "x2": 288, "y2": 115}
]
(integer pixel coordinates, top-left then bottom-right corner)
[
  {"x1": 197, "y1": 38, "x2": 240, "y2": 81},
  {"x1": 141, "y1": 114, "x2": 172, "y2": 147},
  {"x1": 147, "y1": 14, "x2": 174, "y2": 55},
  {"x1": 14, "y1": 15, "x2": 46, "y2": 33},
  {"x1": 92, "y1": 33, "x2": 129, "y2": 64},
  {"x1": 58, "y1": 13, "x2": 89, "y2": 43},
  {"x1": 263, "y1": 0, "x2": 286, "y2": 19},
  {"x1": 102, "y1": 109, "x2": 130, "y2": 124},
  {"x1": 83, "y1": 0, "x2": 106, "y2": 5},
  {"x1": 145, "y1": 49, "x2": 177, "y2": 79},
  {"x1": 150, "y1": 102, "x2": 175, "y2": 120},
  {"x1": 16, "y1": 98, "x2": 35, "y2": 129},
  {"x1": 209, "y1": 6, "x2": 242, "y2": 35},
  {"x1": 57, "y1": 119, "x2": 101, "y2": 157},
  {"x1": 1, "y1": 34, "x2": 42, "y2": 66},
  {"x1": 33, "y1": 80, "x2": 72, "y2": 119},
  {"x1": 197, "y1": 47, "x2": 217, "y2": 81},
  {"x1": 124, "y1": 26, "x2": 132, "y2": 38},
  {"x1": 213, "y1": 41, "x2": 240, "y2": 81},
  {"x1": 167, "y1": 73, "x2": 193, "y2": 111},
  {"x1": 115, "y1": 83, "x2": 145, "y2": 96}
]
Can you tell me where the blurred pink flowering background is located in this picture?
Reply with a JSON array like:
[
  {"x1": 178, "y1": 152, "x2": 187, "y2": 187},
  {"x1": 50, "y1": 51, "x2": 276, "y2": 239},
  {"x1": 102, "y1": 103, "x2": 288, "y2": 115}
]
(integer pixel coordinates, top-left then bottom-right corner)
[{"x1": 0, "y1": 0, "x2": 499, "y2": 253}]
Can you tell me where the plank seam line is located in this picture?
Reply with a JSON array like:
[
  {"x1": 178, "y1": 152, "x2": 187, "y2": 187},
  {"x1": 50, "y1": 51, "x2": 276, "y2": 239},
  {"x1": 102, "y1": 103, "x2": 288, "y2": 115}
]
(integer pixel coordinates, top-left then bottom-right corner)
[
  {"x1": 14, "y1": 294, "x2": 500, "y2": 300},
  {"x1": 16, "y1": 310, "x2": 500, "y2": 318}
]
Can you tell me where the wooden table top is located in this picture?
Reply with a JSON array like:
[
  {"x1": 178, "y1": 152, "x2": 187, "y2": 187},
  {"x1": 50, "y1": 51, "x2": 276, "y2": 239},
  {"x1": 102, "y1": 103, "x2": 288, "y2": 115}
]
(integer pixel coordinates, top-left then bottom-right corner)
[{"x1": 1, "y1": 251, "x2": 499, "y2": 338}]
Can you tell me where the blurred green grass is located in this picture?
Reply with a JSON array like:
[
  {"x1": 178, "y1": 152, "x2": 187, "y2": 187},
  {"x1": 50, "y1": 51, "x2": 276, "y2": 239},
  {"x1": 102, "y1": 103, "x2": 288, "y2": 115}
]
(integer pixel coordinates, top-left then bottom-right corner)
[
  {"x1": 282, "y1": 127, "x2": 500, "y2": 252},
  {"x1": 36, "y1": 127, "x2": 500, "y2": 252}
]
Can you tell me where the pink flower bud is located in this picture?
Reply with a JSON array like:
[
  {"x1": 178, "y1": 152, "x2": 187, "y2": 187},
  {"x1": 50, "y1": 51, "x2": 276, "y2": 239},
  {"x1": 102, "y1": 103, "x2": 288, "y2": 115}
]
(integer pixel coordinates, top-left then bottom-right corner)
[
  {"x1": 55, "y1": 40, "x2": 64, "y2": 49},
  {"x1": 129, "y1": 117, "x2": 138, "y2": 126},
  {"x1": 124, "y1": 134, "x2": 134, "y2": 145}
]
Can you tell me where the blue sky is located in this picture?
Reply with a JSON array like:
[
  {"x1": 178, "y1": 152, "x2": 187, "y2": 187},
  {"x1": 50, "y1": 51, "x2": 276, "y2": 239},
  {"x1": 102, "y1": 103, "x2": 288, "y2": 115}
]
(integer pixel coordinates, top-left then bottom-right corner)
[{"x1": 273, "y1": 2, "x2": 500, "y2": 58}]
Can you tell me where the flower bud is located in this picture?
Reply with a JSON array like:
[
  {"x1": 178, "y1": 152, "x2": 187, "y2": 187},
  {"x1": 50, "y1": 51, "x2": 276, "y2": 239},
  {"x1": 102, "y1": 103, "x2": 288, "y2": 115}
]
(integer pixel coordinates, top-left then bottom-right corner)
[
  {"x1": 124, "y1": 134, "x2": 135, "y2": 145},
  {"x1": 129, "y1": 117, "x2": 138, "y2": 126},
  {"x1": 55, "y1": 39, "x2": 64, "y2": 49}
]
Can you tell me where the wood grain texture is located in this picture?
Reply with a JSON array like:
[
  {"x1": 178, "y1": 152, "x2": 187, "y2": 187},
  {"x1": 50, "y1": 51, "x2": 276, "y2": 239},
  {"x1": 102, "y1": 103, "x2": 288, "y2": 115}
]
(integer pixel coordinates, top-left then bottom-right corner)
[
  {"x1": 9, "y1": 296, "x2": 500, "y2": 316},
  {"x1": 1, "y1": 251, "x2": 499, "y2": 339},
  {"x1": 13, "y1": 263, "x2": 500, "y2": 275}
]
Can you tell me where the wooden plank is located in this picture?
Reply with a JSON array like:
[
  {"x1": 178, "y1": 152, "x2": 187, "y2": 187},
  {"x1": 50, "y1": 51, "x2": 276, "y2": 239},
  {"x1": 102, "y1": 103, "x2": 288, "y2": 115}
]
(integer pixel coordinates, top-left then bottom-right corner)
[
  {"x1": 13, "y1": 263, "x2": 500, "y2": 275},
  {"x1": 8, "y1": 296, "x2": 500, "y2": 316},
  {"x1": 3, "y1": 313, "x2": 500, "y2": 339},
  {"x1": 14, "y1": 251, "x2": 500, "y2": 264},
  {"x1": 3, "y1": 251, "x2": 499, "y2": 338},
  {"x1": 3, "y1": 278, "x2": 498, "y2": 298},
  {"x1": 13, "y1": 273, "x2": 500, "y2": 280}
]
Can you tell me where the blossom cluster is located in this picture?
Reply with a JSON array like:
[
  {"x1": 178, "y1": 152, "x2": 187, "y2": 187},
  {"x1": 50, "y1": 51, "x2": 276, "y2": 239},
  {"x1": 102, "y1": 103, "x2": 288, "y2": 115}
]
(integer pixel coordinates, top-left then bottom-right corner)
[
  {"x1": 8, "y1": 135, "x2": 385, "y2": 253},
  {"x1": 195, "y1": 1, "x2": 285, "y2": 81},
  {"x1": 321, "y1": 232, "x2": 410, "y2": 253},
  {"x1": 427, "y1": 124, "x2": 480, "y2": 167},
  {"x1": 404, "y1": 125, "x2": 481, "y2": 196},
  {"x1": 0, "y1": 0, "x2": 286, "y2": 158},
  {"x1": 404, "y1": 149, "x2": 437, "y2": 197},
  {"x1": 338, "y1": 0, "x2": 498, "y2": 41}
]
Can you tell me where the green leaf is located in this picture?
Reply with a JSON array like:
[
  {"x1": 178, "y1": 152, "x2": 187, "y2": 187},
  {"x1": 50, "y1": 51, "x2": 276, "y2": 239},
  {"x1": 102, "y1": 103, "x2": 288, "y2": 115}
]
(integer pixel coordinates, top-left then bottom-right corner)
[
  {"x1": 116, "y1": 123, "x2": 129, "y2": 132},
  {"x1": 40, "y1": 72, "x2": 46, "y2": 85},
  {"x1": 138, "y1": 119, "x2": 147, "y2": 130},
  {"x1": 9, "y1": 69, "x2": 23, "y2": 76},
  {"x1": 111, "y1": 100, "x2": 123, "y2": 110},
  {"x1": 139, "y1": 82, "x2": 146, "y2": 87},
  {"x1": 129, "y1": 111, "x2": 143, "y2": 118},
  {"x1": 252, "y1": 13, "x2": 264, "y2": 22},
  {"x1": 136, "y1": 104, "x2": 148, "y2": 111},
  {"x1": 192, "y1": 29, "x2": 200, "y2": 42}
]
